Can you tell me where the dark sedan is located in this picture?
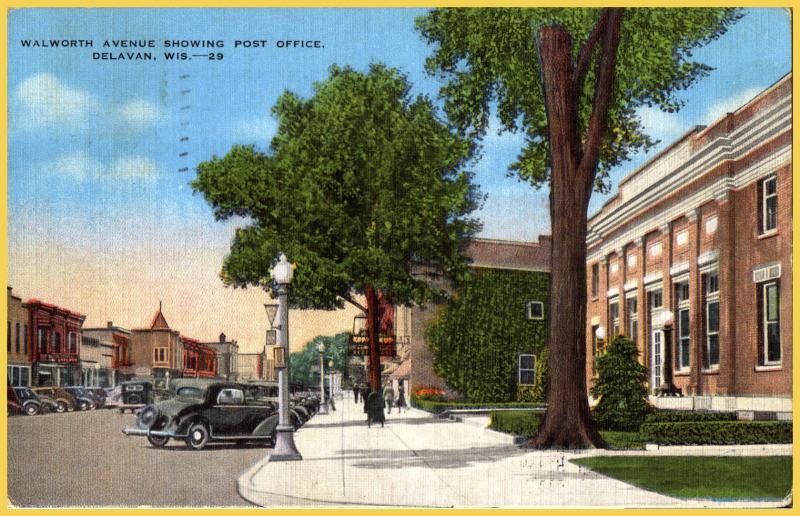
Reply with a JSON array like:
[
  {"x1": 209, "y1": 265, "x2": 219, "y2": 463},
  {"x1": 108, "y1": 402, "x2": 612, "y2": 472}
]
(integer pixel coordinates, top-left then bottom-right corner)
[{"x1": 122, "y1": 382, "x2": 282, "y2": 450}]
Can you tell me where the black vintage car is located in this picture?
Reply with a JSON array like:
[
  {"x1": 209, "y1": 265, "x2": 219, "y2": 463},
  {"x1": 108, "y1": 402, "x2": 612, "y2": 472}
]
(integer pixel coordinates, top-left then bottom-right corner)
[
  {"x1": 13, "y1": 387, "x2": 55, "y2": 415},
  {"x1": 64, "y1": 386, "x2": 96, "y2": 411},
  {"x1": 122, "y1": 381, "x2": 282, "y2": 450}
]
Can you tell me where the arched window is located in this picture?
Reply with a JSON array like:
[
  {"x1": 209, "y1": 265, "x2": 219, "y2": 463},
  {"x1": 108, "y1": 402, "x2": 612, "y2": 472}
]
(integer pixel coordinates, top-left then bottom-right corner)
[{"x1": 53, "y1": 331, "x2": 61, "y2": 353}]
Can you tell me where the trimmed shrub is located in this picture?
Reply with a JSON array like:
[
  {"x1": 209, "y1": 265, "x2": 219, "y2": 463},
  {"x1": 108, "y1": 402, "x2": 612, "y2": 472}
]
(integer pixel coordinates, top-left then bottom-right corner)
[
  {"x1": 591, "y1": 335, "x2": 651, "y2": 431},
  {"x1": 645, "y1": 410, "x2": 737, "y2": 423},
  {"x1": 414, "y1": 400, "x2": 546, "y2": 414},
  {"x1": 640, "y1": 421, "x2": 792, "y2": 445},
  {"x1": 489, "y1": 411, "x2": 542, "y2": 437}
]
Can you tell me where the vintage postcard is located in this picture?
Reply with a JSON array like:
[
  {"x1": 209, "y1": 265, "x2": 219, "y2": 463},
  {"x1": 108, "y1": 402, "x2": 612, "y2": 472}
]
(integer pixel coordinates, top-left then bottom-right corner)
[{"x1": 5, "y1": 5, "x2": 793, "y2": 509}]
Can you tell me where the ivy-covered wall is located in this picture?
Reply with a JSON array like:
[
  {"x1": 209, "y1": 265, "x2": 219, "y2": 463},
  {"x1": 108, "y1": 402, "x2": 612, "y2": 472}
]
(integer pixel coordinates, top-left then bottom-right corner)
[{"x1": 425, "y1": 269, "x2": 549, "y2": 403}]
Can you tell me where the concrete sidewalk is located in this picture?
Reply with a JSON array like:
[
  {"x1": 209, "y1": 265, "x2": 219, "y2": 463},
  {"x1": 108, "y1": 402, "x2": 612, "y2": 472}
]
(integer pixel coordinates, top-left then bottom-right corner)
[{"x1": 239, "y1": 395, "x2": 752, "y2": 508}]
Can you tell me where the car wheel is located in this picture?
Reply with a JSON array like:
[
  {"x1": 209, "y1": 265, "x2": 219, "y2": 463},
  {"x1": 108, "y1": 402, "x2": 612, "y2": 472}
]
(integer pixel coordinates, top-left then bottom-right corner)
[
  {"x1": 147, "y1": 434, "x2": 170, "y2": 447},
  {"x1": 55, "y1": 401, "x2": 67, "y2": 413},
  {"x1": 185, "y1": 422, "x2": 210, "y2": 451},
  {"x1": 24, "y1": 403, "x2": 39, "y2": 416},
  {"x1": 80, "y1": 401, "x2": 89, "y2": 411},
  {"x1": 137, "y1": 405, "x2": 160, "y2": 429}
]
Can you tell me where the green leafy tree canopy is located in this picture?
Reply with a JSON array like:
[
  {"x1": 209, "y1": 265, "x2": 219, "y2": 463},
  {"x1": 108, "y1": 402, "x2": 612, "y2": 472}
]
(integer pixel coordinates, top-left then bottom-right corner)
[
  {"x1": 193, "y1": 63, "x2": 482, "y2": 310},
  {"x1": 416, "y1": 8, "x2": 742, "y2": 191},
  {"x1": 289, "y1": 333, "x2": 349, "y2": 388}
]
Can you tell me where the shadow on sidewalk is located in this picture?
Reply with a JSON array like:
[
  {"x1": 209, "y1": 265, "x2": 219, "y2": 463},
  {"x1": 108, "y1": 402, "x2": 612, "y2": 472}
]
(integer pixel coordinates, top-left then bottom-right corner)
[
  {"x1": 295, "y1": 445, "x2": 528, "y2": 470},
  {"x1": 307, "y1": 416, "x2": 457, "y2": 429}
]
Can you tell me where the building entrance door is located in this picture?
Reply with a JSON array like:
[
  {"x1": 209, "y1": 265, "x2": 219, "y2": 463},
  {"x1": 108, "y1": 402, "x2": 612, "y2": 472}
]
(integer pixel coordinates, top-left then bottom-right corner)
[{"x1": 651, "y1": 330, "x2": 663, "y2": 394}]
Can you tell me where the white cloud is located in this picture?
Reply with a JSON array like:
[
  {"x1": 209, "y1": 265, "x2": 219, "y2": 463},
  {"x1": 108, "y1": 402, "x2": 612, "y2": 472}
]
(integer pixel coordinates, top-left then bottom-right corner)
[
  {"x1": 42, "y1": 152, "x2": 160, "y2": 182},
  {"x1": 637, "y1": 106, "x2": 685, "y2": 143},
  {"x1": 703, "y1": 87, "x2": 763, "y2": 124},
  {"x1": 13, "y1": 73, "x2": 165, "y2": 130},
  {"x1": 232, "y1": 116, "x2": 278, "y2": 143},
  {"x1": 13, "y1": 73, "x2": 99, "y2": 128},
  {"x1": 116, "y1": 99, "x2": 163, "y2": 127}
]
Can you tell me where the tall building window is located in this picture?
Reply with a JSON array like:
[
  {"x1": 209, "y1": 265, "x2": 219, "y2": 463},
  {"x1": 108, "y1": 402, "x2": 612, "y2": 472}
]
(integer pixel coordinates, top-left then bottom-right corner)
[
  {"x1": 15, "y1": 323, "x2": 20, "y2": 354},
  {"x1": 626, "y1": 296, "x2": 638, "y2": 344},
  {"x1": 675, "y1": 282, "x2": 690, "y2": 370},
  {"x1": 703, "y1": 272, "x2": 720, "y2": 369},
  {"x1": 759, "y1": 281, "x2": 781, "y2": 366},
  {"x1": 23, "y1": 324, "x2": 28, "y2": 354},
  {"x1": 7, "y1": 322, "x2": 10, "y2": 352},
  {"x1": 53, "y1": 331, "x2": 61, "y2": 353},
  {"x1": 761, "y1": 175, "x2": 778, "y2": 233},
  {"x1": 518, "y1": 354, "x2": 536, "y2": 385},
  {"x1": 38, "y1": 328, "x2": 46, "y2": 354},
  {"x1": 609, "y1": 300, "x2": 620, "y2": 337},
  {"x1": 591, "y1": 325, "x2": 599, "y2": 375},
  {"x1": 591, "y1": 263, "x2": 599, "y2": 298},
  {"x1": 68, "y1": 332, "x2": 77, "y2": 353},
  {"x1": 649, "y1": 289, "x2": 663, "y2": 311}
]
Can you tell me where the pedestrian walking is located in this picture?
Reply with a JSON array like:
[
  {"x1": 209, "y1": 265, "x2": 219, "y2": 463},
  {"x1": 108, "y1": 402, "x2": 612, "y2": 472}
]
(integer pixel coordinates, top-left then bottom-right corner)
[
  {"x1": 367, "y1": 389, "x2": 385, "y2": 428},
  {"x1": 397, "y1": 382, "x2": 407, "y2": 412},
  {"x1": 353, "y1": 384, "x2": 360, "y2": 403},
  {"x1": 383, "y1": 382, "x2": 395, "y2": 414}
]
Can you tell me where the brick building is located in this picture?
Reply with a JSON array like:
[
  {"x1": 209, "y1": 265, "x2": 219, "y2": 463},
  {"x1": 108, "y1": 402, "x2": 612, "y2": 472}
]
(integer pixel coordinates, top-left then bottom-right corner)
[
  {"x1": 202, "y1": 332, "x2": 239, "y2": 380},
  {"x1": 585, "y1": 74, "x2": 791, "y2": 412},
  {"x1": 180, "y1": 336, "x2": 218, "y2": 378},
  {"x1": 408, "y1": 236, "x2": 551, "y2": 395},
  {"x1": 130, "y1": 305, "x2": 183, "y2": 388},
  {"x1": 83, "y1": 322, "x2": 134, "y2": 383},
  {"x1": 7, "y1": 287, "x2": 32, "y2": 386},
  {"x1": 25, "y1": 298, "x2": 85, "y2": 386}
]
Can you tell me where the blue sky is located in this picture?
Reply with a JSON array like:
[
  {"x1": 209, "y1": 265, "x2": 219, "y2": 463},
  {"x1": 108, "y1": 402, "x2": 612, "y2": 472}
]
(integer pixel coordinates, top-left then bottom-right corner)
[
  {"x1": 8, "y1": 8, "x2": 792, "y2": 248},
  {"x1": 5, "y1": 8, "x2": 792, "y2": 346}
]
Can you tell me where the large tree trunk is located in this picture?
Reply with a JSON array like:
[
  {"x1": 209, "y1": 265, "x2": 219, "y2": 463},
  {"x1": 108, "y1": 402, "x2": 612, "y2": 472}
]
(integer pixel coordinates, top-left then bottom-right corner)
[
  {"x1": 529, "y1": 10, "x2": 623, "y2": 448},
  {"x1": 364, "y1": 285, "x2": 382, "y2": 391}
]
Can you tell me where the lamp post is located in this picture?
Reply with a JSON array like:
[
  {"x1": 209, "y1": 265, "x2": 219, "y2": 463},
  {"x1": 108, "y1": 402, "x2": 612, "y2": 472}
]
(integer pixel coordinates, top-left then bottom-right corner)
[
  {"x1": 328, "y1": 359, "x2": 335, "y2": 400},
  {"x1": 593, "y1": 325, "x2": 606, "y2": 375},
  {"x1": 657, "y1": 310, "x2": 681, "y2": 397},
  {"x1": 268, "y1": 252, "x2": 302, "y2": 461},
  {"x1": 317, "y1": 342, "x2": 329, "y2": 414}
]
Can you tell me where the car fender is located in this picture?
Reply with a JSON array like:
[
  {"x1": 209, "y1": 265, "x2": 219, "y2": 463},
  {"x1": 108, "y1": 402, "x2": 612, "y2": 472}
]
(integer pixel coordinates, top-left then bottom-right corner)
[
  {"x1": 253, "y1": 414, "x2": 280, "y2": 436},
  {"x1": 177, "y1": 413, "x2": 211, "y2": 435}
]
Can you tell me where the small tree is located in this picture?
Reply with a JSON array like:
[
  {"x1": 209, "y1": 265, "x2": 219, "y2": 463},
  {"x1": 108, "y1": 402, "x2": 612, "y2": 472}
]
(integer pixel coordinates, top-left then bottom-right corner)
[{"x1": 591, "y1": 335, "x2": 650, "y2": 431}]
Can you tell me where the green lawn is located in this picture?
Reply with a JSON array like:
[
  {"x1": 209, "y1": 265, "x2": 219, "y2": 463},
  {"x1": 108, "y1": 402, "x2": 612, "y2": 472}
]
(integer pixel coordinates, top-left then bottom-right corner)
[{"x1": 571, "y1": 456, "x2": 792, "y2": 500}]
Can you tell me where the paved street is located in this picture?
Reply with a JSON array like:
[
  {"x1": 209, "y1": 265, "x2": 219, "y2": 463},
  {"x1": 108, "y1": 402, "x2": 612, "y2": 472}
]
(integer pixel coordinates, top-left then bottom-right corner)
[{"x1": 7, "y1": 409, "x2": 270, "y2": 507}]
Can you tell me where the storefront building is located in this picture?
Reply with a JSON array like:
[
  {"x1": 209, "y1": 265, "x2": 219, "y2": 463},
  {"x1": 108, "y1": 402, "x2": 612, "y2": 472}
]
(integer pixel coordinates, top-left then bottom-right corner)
[
  {"x1": 585, "y1": 74, "x2": 791, "y2": 412},
  {"x1": 7, "y1": 287, "x2": 32, "y2": 387},
  {"x1": 202, "y1": 332, "x2": 239, "y2": 380},
  {"x1": 181, "y1": 336, "x2": 218, "y2": 378},
  {"x1": 130, "y1": 305, "x2": 183, "y2": 389},
  {"x1": 83, "y1": 322, "x2": 134, "y2": 384},
  {"x1": 25, "y1": 298, "x2": 85, "y2": 386},
  {"x1": 79, "y1": 335, "x2": 115, "y2": 387}
]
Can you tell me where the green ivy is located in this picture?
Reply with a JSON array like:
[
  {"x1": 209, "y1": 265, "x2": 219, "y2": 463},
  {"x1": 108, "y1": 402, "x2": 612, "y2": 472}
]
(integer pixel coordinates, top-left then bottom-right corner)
[{"x1": 426, "y1": 269, "x2": 549, "y2": 403}]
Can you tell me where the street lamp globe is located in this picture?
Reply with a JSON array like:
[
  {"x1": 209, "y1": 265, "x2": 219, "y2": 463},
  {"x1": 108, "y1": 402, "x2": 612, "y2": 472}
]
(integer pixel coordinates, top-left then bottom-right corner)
[
  {"x1": 316, "y1": 341, "x2": 325, "y2": 354},
  {"x1": 270, "y1": 253, "x2": 294, "y2": 285},
  {"x1": 661, "y1": 310, "x2": 675, "y2": 328},
  {"x1": 595, "y1": 325, "x2": 607, "y2": 341}
]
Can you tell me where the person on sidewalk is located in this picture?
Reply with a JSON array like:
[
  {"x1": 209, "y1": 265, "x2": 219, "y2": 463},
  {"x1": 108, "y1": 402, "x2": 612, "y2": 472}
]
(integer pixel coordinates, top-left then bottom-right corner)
[
  {"x1": 353, "y1": 384, "x2": 360, "y2": 403},
  {"x1": 383, "y1": 382, "x2": 395, "y2": 415},
  {"x1": 367, "y1": 389, "x2": 385, "y2": 428},
  {"x1": 326, "y1": 387, "x2": 336, "y2": 411},
  {"x1": 396, "y1": 382, "x2": 407, "y2": 413}
]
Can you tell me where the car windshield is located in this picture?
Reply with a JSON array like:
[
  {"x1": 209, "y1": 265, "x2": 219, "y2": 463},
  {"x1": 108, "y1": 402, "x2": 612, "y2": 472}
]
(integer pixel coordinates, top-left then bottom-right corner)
[
  {"x1": 69, "y1": 387, "x2": 86, "y2": 396},
  {"x1": 14, "y1": 388, "x2": 34, "y2": 400},
  {"x1": 176, "y1": 386, "x2": 205, "y2": 399}
]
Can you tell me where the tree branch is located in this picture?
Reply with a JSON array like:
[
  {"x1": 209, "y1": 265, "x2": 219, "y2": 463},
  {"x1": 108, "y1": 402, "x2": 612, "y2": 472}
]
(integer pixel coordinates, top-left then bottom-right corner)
[
  {"x1": 573, "y1": 9, "x2": 611, "y2": 91},
  {"x1": 341, "y1": 293, "x2": 367, "y2": 313},
  {"x1": 579, "y1": 8, "x2": 624, "y2": 187}
]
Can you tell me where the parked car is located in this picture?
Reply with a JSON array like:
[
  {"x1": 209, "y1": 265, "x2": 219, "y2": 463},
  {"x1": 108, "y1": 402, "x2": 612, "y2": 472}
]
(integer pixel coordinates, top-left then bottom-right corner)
[
  {"x1": 8, "y1": 384, "x2": 24, "y2": 416},
  {"x1": 123, "y1": 381, "x2": 280, "y2": 450},
  {"x1": 118, "y1": 380, "x2": 154, "y2": 413},
  {"x1": 85, "y1": 387, "x2": 107, "y2": 408},
  {"x1": 32, "y1": 387, "x2": 77, "y2": 412},
  {"x1": 13, "y1": 387, "x2": 55, "y2": 415},
  {"x1": 63, "y1": 386, "x2": 96, "y2": 411}
]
